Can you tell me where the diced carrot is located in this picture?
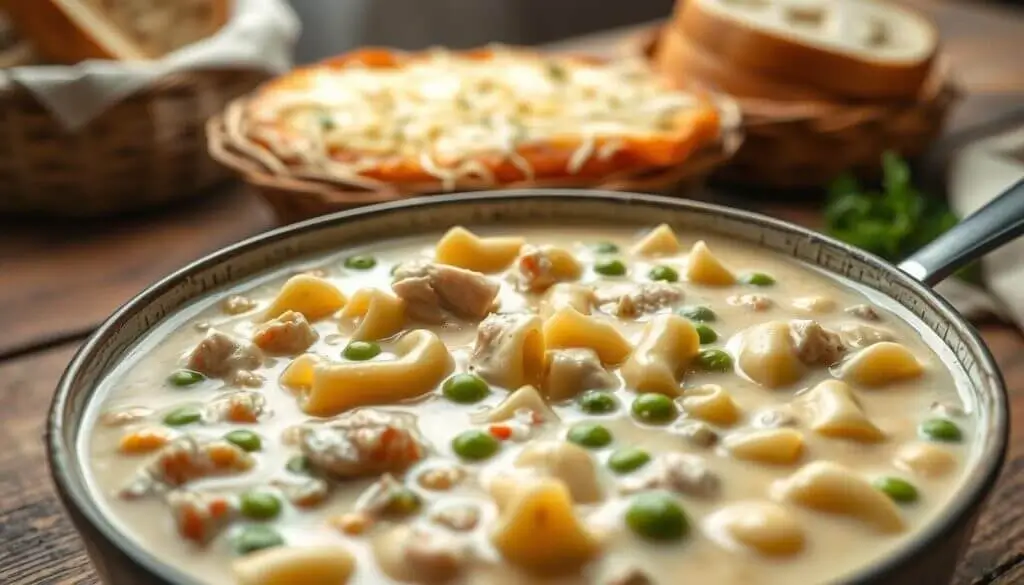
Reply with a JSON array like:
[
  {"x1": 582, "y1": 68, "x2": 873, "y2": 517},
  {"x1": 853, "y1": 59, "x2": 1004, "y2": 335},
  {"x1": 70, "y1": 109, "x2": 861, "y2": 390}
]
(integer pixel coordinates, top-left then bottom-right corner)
[
  {"x1": 329, "y1": 512, "x2": 371, "y2": 536},
  {"x1": 207, "y1": 443, "x2": 242, "y2": 468},
  {"x1": 489, "y1": 425, "x2": 512, "y2": 441},
  {"x1": 208, "y1": 498, "x2": 231, "y2": 519},
  {"x1": 227, "y1": 400, "x2": 258, "y2": 423},
  {"x1": 119, "y1": 428, "x2": 171, "y2": 454},
  {"x1": 179, "y1": 505, "x2": 205, "y2": 542}
]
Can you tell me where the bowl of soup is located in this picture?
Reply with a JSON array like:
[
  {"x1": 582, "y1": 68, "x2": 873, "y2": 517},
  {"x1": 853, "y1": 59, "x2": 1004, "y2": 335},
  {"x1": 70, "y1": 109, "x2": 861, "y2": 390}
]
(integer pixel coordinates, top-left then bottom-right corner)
[{"x1": 48, "y1": 190, "x2": 1007, "y2": 585}]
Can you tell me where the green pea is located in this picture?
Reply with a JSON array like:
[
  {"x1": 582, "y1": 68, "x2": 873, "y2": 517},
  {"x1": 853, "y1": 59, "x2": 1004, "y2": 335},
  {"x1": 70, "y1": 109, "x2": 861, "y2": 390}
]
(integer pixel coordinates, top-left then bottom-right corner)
[
  {"x1": 626, "y1": 492, "x2": 689, "y2": 541},
  {"x1": 240, "y1": 490, "x2": 282, "y2": 520},
  {"x1": 648, "y1": 266, "x2": 679, "y2": 283},
  {"x1": 695, "y1": 324, "x2": 718, "y2": 344},
  {"x1": 452, "y1": 430, "x2": 500, "y2": 461},
  {"x1": 578, "y1": 390, "x2": 619, "y2": 414},
  {"x1": 567, "y1": 422, "x2": 613, "y2": 448},
  {"x1": 383, "y1": 487, "x2": 422, "y2": 516},
  {"x1": 224, "y1": 430, "x2": 262, "y2": 452},
  {"x1": 677, "y1": 305, "x2": 716, "y2": 322},
  {"x1": 608, "y1": 447, "x2": 652, "y2": 474},
  {"x1": 167, "y1": 369, "x2": 204, "y2": 387},
  {"x1": 697, "y1": 349, "x2": 733, "y2": 372},
  {"x1": 442, "y1": 373, "x2": 491, "y2": 404},
  {"x1": 344, "y1": 255, "x2": 377, "y2": 270},
  {"x1": 873, "y1": 476, "x2": 919, "y2": 504},
  {"x1": 594, "y1": 258, "x2": 627, "y2": 277},
  {"x1": 233, "y1": 526, "x2": 284, "y2": 555},
  {"x1": 593, "y1": 241, "x2": 620, "y2": 254},
  {"x1": 163, "y1": 406, "x2": 202, "y2": 427},
  {"x1": 741, "y1": 272, "x2": 775, "y2": 286},
  {"x1": 343, "y1": 341, "x2": 381, "y2": 361},
  {"x1": 919, "y1": 418, "x2": 962, "y2": 442},
  {"x1": 631, "y1": 393, "x2": 678, "y2": 424},
  {"x1": 286, "y1": 455, "x2": 312, "y2": 475}
]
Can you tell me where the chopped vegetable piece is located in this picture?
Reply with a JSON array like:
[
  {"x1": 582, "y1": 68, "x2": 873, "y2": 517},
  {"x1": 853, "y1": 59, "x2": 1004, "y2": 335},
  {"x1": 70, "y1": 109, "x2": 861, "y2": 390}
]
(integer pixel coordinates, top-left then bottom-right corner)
[
  {"x1": 919, "y1": 418, "x2": 962, "y2": 442},
  {"x1": 489, "y1": 424, "x2": 513, "y2": 440},
  {"x1": 648, "y1": 266, "x2": 679, "y2": 283},
  {"x1": 452, "y1": 430, "x2": 500, "y2": 461},
  {"x1": 631, "y1": 393, "x2": 678, "y2": 424},
  {"x1": 741, "y1": 272, "x2": 775, "y2": 286},
  {"x1": 163, "y1": 406, "x2": 202, "y2": 427},
  {"x1": 343, "y1": 341, "x2": 381, "y2": 361},
  {"x1": 442, "y1": 373, "x2": 491, "y2": 404},
  {"x1": 678, "y1": 305, "x2": 716, "y2": 322},
  {"x1": 286, "y1": 455, "x2": 311, "y2": 475},
  {"x1": 233, "y1": 525, "x2": 284, "y2": 555},
  {"x1": 577, "y1": 390, "x2": 619, "y2": 414},
  {"x1": 567, "y1": 422, "x2": 613, "y2": 448},
  {"x1": 224, "y1": 430, "x2": 262, "y2": 452},
  {"x1": 609, "y1": 447, "x2": 652, "y2": 474},
  {"x1": 873, "y1": 476, "x2": 919, "y2": 503},
  {"x1": 593, "y1": 241, "x2": 620, "y2": 254},
  {"x1": 119, "y1": 428, "x2": 172, "y2": 454},
  {"x1": 594, "y1": 258, "x2": 627, "y2": 276},
  {"x1": 240, "y1": 490, "x2": 283, "y2": 520},
  {"x1": 626, "y1": 492, "x2": 689, "y2": 541},
  {"x1": 383, "y1": 487, "x2": 423, "y2": 516},
  {"x1": 695, "y1": 324, "x2": 718, "y2": 344},
  {"x1": 697, "y1": 349, "x2": 733, "y2": 372},
  {"x1": 168, "y1": 369, "x2": 204, "y2": 387},
  {"x1": 344, "y1": 255, "x2": 377, "y2": 270}
]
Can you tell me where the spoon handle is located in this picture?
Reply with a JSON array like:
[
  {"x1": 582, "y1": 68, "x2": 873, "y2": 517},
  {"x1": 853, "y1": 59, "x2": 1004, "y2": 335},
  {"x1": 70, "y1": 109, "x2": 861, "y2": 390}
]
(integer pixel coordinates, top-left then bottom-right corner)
[{"x1": 899, "y1": 177, "x2": 1024, "y2": 286}]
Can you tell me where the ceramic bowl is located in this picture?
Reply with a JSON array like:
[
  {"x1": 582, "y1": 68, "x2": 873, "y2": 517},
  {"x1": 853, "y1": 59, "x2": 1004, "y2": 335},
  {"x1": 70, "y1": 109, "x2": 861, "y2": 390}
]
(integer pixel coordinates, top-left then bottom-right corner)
[{"x1": 48, "y1": 190, "x2": 1008, "y2": 585}]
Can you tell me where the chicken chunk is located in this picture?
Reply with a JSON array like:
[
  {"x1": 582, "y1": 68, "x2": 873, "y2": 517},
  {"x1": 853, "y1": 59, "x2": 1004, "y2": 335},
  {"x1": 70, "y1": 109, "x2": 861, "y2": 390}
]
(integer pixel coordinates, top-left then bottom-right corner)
[
  {"x1": 514, "y1": 245, "x2": 582, "y2": 292},
  {"x1": 839, "y1": 323, "x2": 894, "y2": 349},
  {"x1": 600, "y1": 282, "x2": 685, "y2": 318},
  {"x1": 542, "y1": 348, "x2": 616, "y2": 401},
  {"x1": 273, "y1": 477, "x2": 331, "y2": 508},
  {"x1": 185, "y1": 330, "x2": 263, "y2": 378},
  {"x1": 392, "y1": 261, "x2": 500, "y2": 323},
  {"x1": 727, "y1": 293, "x2": 773, "y2": 311},
  {"x1": 471, "y1": 313, "x2": 545, "y2": 389},
  {"x1": 252, "y1": 310, "x2": 318, "y2": 355},
  {"x1": 167, "y1": 490, "x2": 236, "y2": 544},
  {"x1": 790, "y1": 320, "x2": 845, "y2": 365},
  {"x1": 846, "y1": 304, "x2": 880, "y2": 321},
  {"x1": 121, "y1": 437, "x2": 255, "y2": 498},
  {"x1": 298, "y1": 409, "x2": 429, "y2": 478},
  {"x1": 222, "y1": 295, "x2": 258, "y2": 315},
  {"x1": 376, "y1": 526, "x2": 470, "y2": 583},
  {"x1": 431, "y1": 503, "x2": 481, "y2": 531},
  {"x1": 204, "y1": 391, "x2": 268, "y2": 423},
  {"x1": 620, "y1": 453, "x2": 720, "y2": 499}
]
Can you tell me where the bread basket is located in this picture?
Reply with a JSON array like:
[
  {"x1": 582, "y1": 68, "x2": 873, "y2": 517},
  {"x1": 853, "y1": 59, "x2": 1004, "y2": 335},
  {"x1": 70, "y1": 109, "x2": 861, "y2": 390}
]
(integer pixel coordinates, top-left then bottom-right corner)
[
  {"x1": 207, "y1": 51, "x2": 744, "y2": 225},
  {"x1": 0, "y1": 1, "x2": 295, "y2": 217},
  {"x1": 626, "y1": 25, "x2": 959, "y2": 189}
]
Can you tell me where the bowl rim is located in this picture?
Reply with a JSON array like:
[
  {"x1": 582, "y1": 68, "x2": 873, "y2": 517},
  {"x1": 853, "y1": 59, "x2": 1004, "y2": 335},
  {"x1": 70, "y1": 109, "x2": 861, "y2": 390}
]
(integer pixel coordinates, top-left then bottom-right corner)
[{"x1": 47, "y1": 189, "x2": 1008, "y2": 585}]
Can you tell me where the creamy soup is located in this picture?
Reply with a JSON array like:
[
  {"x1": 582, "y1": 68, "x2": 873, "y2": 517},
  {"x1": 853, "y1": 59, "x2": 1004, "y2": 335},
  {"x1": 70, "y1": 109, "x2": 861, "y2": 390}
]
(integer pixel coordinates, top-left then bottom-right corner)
[{"x1": 83, "y1": 224, "x2": 976, "y2": 585}]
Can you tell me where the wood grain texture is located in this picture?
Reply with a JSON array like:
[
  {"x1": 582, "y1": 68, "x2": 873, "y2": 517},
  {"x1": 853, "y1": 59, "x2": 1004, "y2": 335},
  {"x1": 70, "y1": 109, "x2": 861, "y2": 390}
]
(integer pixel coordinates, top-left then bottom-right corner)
[{"x1": 0, "y1": 186, "x2": 274, "y2": 358}]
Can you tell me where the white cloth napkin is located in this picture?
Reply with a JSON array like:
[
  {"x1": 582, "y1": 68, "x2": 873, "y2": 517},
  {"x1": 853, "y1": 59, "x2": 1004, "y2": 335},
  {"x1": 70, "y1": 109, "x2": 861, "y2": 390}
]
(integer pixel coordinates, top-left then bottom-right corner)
[
  {"x1": 0, "y1": 0, "x2": 300, "y2": 131},
  {"x1": 944, "y1": 124, "x2": 1024, "y2": 324}
]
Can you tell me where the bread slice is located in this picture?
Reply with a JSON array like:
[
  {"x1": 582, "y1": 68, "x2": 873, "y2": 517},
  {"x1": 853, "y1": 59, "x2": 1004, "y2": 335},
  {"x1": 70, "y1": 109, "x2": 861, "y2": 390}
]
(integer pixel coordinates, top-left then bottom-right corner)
[
  {"x1": 0, "y1": 0, "x2": 229, "y2": 63},
  {"x1": 673, "y1": 0, "x2": 938, "y2": 100},
  {"x1": 656, "y1": 26, "x2": 832, "y2": 101}
]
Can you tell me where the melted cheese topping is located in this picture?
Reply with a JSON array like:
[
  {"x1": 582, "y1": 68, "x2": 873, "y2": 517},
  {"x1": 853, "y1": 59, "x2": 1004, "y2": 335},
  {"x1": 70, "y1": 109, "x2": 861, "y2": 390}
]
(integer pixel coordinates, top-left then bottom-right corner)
[{"x1": 245, "y1": 47, "x2": 711, "y2": 189}]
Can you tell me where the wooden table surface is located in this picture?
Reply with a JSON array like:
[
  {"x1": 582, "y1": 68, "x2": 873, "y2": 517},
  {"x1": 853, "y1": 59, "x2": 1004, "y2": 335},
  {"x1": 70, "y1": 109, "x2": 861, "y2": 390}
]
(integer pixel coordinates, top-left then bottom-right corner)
[{"x1": 2, "y1": 1, "x2": 1024, "y2": 583}]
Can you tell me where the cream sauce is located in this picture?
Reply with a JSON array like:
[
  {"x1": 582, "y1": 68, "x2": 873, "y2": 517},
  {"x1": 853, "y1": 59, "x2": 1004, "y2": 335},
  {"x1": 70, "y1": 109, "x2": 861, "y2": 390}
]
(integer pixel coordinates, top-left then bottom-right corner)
[{"x1": 82, "y1": 226, "x2": 977, "y2": 585}]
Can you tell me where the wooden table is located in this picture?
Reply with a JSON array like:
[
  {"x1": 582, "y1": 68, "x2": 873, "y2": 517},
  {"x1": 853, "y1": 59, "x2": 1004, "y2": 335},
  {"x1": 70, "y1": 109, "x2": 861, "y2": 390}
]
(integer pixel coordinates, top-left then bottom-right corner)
[{"x1": 2, "y1": 1, "x2": 1024, "y2": 583}]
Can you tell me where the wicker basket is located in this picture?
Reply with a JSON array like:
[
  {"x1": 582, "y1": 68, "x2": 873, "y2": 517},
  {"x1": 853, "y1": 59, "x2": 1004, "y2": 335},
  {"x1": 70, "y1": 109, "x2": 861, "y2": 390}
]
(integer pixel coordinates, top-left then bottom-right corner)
[
  {"x1": 626, "y1": 25, "x2": 960, "y2": 189},
  {"x1": 0, "y1": 3, "x2": 274, "y2": 217},
  {"x1": 208, "y1": 87, "x2": 743, "y2": 225}
]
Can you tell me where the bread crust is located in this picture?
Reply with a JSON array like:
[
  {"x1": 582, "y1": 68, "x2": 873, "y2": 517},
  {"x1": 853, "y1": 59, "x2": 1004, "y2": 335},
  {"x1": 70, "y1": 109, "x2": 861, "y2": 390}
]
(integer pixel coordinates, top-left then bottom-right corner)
[
  {"x1": 674, "y1": 0, "x2": 938, "y2": 100},
  {"x1": 656, "y1": 27, "x2": 832, "y2": 101}
]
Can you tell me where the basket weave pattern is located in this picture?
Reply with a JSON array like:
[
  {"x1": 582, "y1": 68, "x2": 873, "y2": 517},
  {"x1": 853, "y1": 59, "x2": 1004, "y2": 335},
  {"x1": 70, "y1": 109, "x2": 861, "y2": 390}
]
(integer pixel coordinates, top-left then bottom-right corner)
[
  {"x1": 628, "y1": 26, "x2": 959, "y2": 188},
  {"x1": 0, "y1": 70, "x2": 268, "y2": 216}
]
